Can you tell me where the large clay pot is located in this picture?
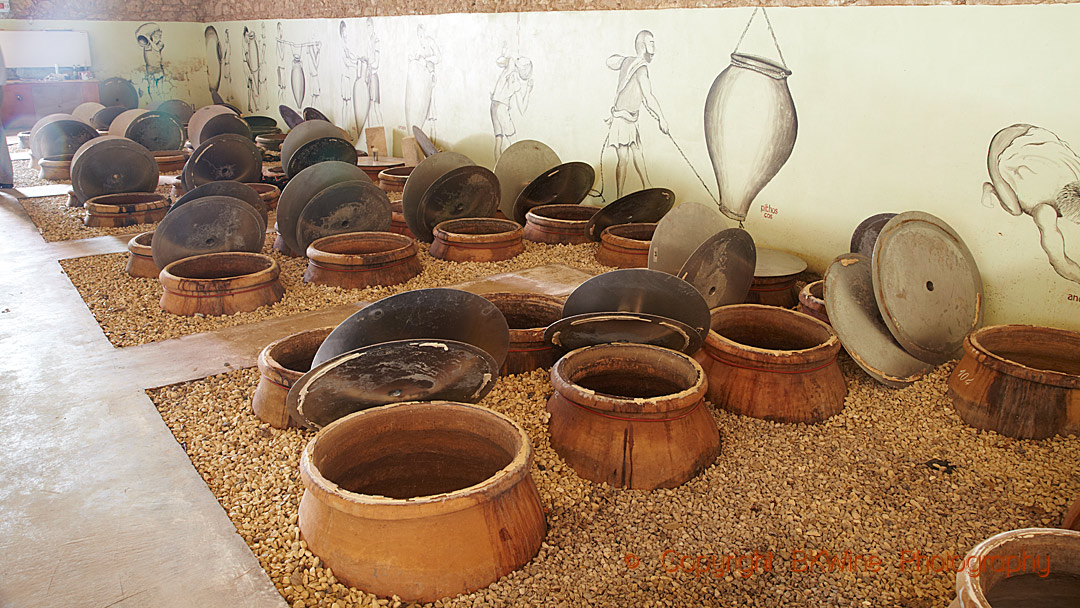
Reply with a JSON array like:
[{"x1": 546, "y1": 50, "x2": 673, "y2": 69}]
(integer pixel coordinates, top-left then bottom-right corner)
[
  {"x1": 389, "y1": 201, "x2": 414, "y2": 239},
  {"x1": 252, "y1": 326, "x2": 333, "y2": 428},
  {"x1": 125, "y1": 231, "x2": 159, "y2": 278},
  {"x1": 429, "y1": 218, "x2": 524, "y2": 263},
  {"x1": 38, "y1": 154, "x2": 73, "y2": 181},
  {"x1": 84, "y1": 192, "x2": 170, "y2": 228},
  {"x1": 304, "y1": 231, "x2": 421, "y2": 289},
  {"x1": 153, "y1": 150, "x2": 187, "y2": 173},
  {"x1": 378, "y1": 166, "x2": 412, "y2": 193},
  {"x1": 523, "y1": 204, "x2": 599, "y2": 245},
  {"x1": 949, "y1": 325, "x2": 1080, "y2": 439},
  {"x1": 298, "y1": 401, "x2": 546, "y2": 603},
  {"x1": 746, "y1": 274, "x2": 800, "y2": 309},
  {"x1": 704, "y1": 53, "x2": 797, "y2": 222},
  {"x1": 950, "y1": 528, "x2": 1080, "y2": 608},
  {"x1": 249, "y1": 182, "x2": 281, "y2": 211},
  {"x1": 797, "y1": 280, "x2": 829, "y2": 325},
  {"x1": 596, "y1": 223, "x2": 656, "y2": 268},
  {"x1": 547, "y1": 343, "x2": 720, "y2": 490},
  {"x1": 702, "y1": 304, "x2": 845, "y2": 423},
  {"x1": 481, "y1": 292, "x2": 564, "y2": 376},
  {"x1": 159, "y1": 252, "x2": 284, "y2": 316}
]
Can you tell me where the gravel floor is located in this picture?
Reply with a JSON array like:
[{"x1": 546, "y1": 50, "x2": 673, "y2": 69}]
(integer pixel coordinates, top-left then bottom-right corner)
[
  {"x1": 148, "y1": 359, "x2": 1079, "y2": 608},
  {"x1": 12, "y1": 158, "x2": 183, "y2": 242},
  {"x1": 59, "y1": 234, "x2": 612, "y2": 347}
]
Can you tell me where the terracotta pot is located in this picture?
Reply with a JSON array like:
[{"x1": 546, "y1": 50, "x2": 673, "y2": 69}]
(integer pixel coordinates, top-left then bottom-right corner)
[
  {"x1": 378, "y1": 166, "x2": 413, "y2": 193},
  {"x1": 547, "y1": 343, "x2": 720, "y2": 489},
  {"x1": 252, "y1": 326, "x2": 333, "y2": 428},
  {"x1": 18, "y1": 131, "x2": 31, "y2": 149},
  {"x1": 84, "y1": 192, "x2": 170, "y2": 228},
  {"x1": 949, "y1": 325, "x2": 1080, "y2": 439},
  {"x1": 125, "y1": 231, "x2": 159, "y2": 278},
  {"x1": 481, "y1": 292, "x2": 564, "y2": 376},
  {"x1": 703, "y1": 304, "x2": 845, "y2": 423},
  {"x1": 1064, "y1": 498, "x2": 1080, "y2": 531},
  {"x1": 249, "y1": 182, "x2": 280, "y2": 211},
  {"x1": 951, "y1": 528, "x2": 1080, "y2": 608},
  {"x1": 159, "y1": 252, "x2": 284, "y2": 316},
  {"x1": 523, "y1": 204, "x2": 598, "y2": 245},
  {"x1": 596, "y1": 222, "x2": 657, "y2": 268},
  {"x1": 272, "y1": 220, "x2": 303, "y2": 257},
  {"x1": 797, "y1": 280, "x2": 829, "y2": 325},
  {"x1": 255, "y1": 132, "x2": 286, "y2": 152},
  {"x1": 746, "y1": 274, "x2": 800, "y2": 308},
  {"x1": 304, "y1": 231, "x2": 421, "y2": 289},
  {"x1": 153, "y1": 150, "x2": 187, "y2": 173},
  {"x1": 39, "y1": 154, "x2": 73, "y2": 180},
  {"x1": 389, "y1": 201, "x2": 415, "y2": 239},
  {"x1": 299, "y1": 401, "x2": 546, "y2": 603},
  {"x1": 430, "y1": 218, "x2": 524, "y2": 263}
]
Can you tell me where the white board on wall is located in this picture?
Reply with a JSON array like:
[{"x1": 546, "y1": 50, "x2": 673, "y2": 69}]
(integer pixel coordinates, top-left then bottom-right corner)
[{"x1": 0, "y1": 30, "x2": 92, "y2": 68}]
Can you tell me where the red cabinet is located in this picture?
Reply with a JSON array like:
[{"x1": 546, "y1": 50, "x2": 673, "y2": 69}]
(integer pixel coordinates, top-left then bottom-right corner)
[{"x1": 1, "y1": 80, "x2": 100, "y2": 129}]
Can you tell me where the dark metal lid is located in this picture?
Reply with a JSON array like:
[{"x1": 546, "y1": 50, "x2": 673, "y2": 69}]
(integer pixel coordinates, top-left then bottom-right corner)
[
  {"x1": 200, "y1": 113, "x2": 253, "y2": 143},
  {"x1": 512, "y1": 161, "x2": 594, "y2": 225},
  {"x1": 295, "y1": 180, "x2": 392, "y2": 252},
  {"x1": 677, "y1": 227, "x2": 756, "y2": 308},
  {"x1": 545, "y1": 311, "x2": 703, "y2": 355},
  {"x1": 280, "y1": 120, "x2": 351, "y2": 172},
  {"x1": 648, "y1": 201, "x2": 728, "y2": 274},
  {"x1": 182, "y1": 133, "x2": 263, "y2": 190},
  {"x1": 412, "y1": 125, "x2": 438, "y2": 156},
  {"x1": 494, "y1": 140, "x2": 561, "y2": 220},
  {"x1": 562, "y1": 268, "x2": 711, "y2": 338},
  {"x1": 850, "y1": 212, "x2": 897, "y2": 257},
  {"x1": 156, "y1": 100, "x2": 195, "y2": 125},
  {"x1": 279, "y1": 105, "x2": 304, "y2": 129},
  {"x1": 302, "y1": 107, "x2": 330, "y2": 122},
  {"x1": 285, "y1": 136, "x2": 358, "y2": 179},
  {"x1": 124, "y1": 111, "x2": 185, "y2": 152},
  {"x1": 187, "y1": 105, "x2": 236, "y2": 148},
  {"x1": 98, "y1": 78, "x2": 139, "y2": 109},
  {"x1": 276, "y1": 161, "x2": 371, "y2": 255},
  {"x1": 585, "y1": 188, "x2": 675, "y2": 241},
  {"x1": 90, "y1": 106, "x2": 128, "y2": 131},
  {"x1": 414, "y1": 165, "x2": 500, "y2": 243},
  {"x1": 872, "y1": 211, "x2": 982, "y2": 365},
  {"x1": 401, "y1": 151, "x2": 474, "y2": 240},
  {"x1": 32, "y1": 119, "x2": 98, "y2": 160},
  {"x1": 313, "y1": 288, "x2": 510, "y2": 368},
  {"x1": 170, "y1": 180, "x2": 268, "y2": 230},
  {"x1": 824, "y1": 252, "x2": 933, "y2": 387},
  {"x1": 70, "y1": 136, "x2": 158, "y2": 204},
  {"x1": 287, "y1": 339, "x2": 499, "y2": 430},
  {"x1": 151, "y1": 195, "x2": 265, "y2": 269}
]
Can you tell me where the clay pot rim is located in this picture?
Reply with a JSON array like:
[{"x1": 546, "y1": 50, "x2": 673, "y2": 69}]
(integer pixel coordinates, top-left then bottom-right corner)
[
  {"x1": 551, "y1": 342, "x2": 706, "y2": 416},
  {"x1": 379, "y1": 166, "x2": 413, "y2": 181},
  {"x1": 248, "y1": 182, "x2": 279, "y2": 194},
  {"x1": 966, "y1": 324, "x2": 1080, "y2": 388},
  {"x1": 258, "y1": 326, "x2": 335, "y2": 388},
  {"x1": 151, "y1": 149, "x2": 186, "y2": 158},
  {"x1": 299, "y1": 401, "x2": 533, "y2": 518},
  {"x1": 526, "y1": 204, "x2": 600, "y2": 224},
  {"x1": 161, "y1": 252, "x2": 279, "y2": 289},
  {"x1": 801, "y1": 279, "x2": 824, "y2": 302},
  {"x1": 40, "y1": 154, "x2": 75, "y2": 164},
  {"x1": 705, "y1": 304, "x2": 840, "y2": 364},
  {"x1": 600, "y1": 222, "x2": 657, "y2": 243},
  {"x1": 433, "y1": 217, "x2": 524, "y2": 243},
  {"x1": 128, "y1": 231, "x2": 154, "y2": 253},
  {"x1": 481, "y1": 291, "x2": 565, "y2": 338},
  {"x1": 955, "y1": 527, "x2": 1080, "y2": 605},
  {"x1": 85, "y1": 192, "x2": 169, "y2": 212},
  {"x1": 306, "y1": 231, "x2": 418, "y2": 265}
]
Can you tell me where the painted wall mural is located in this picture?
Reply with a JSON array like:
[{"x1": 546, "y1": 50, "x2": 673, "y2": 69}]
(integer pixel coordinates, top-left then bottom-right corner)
[
  {"x1": 135, "y1": 22, "x2": 170, "y2": 102},
  {"x1": 276, "y1": 23, "x2": 321, "y2": 111},
  {"x1": 340, "y1": 18, "x2": 384, "y2": 139},
  {"x1": 242, "y1": 25, "x2": 267, "y2": 112},
  {"x1": 490, "y1": 46, "x2": 533, "y2": 160},
  {"x1": 204, "y1": 25, "x2": 224, "y2": 103},
  {"x1": 983, "y1": 125, "x2": 1080, "y2": 284},
  {"x1": 405, "y1": 24, "x2": 439, "y2": 139}
]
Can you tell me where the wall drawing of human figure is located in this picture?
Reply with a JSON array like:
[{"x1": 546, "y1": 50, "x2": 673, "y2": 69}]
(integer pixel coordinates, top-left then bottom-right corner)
[
  {"x1": 135, "y1": 22, "x2": 169, "y2": 102},
  {"x1": 276, "y1": 25, "x2": 320, "y2": 111},
  {"x1": 983, "y1": 124, "x2": 1080, "y2": 284},
  {"x1": 363, "y1": 19, "x2": 383, "y2": 129},
  {"x1": 601, "y1": 30, "x2": 669, "y2": 200},
  {"x1": 307, "y1": 37, "x2": 323, "y2": 108},
  {"x1": 340, "y1": 20, "x2": 382, "y2": 139},
  {"x1": 405, "y1": 24, "x2": 439, "y2": 140},
  {"x1": 222, "y1": 30, "x2": 232, "y2": 86},
  {"x1": 490, "y1": 46, "x2": 534, "y2": 161},
  {"x1": 243, "y1": 26, "x2": 266, "y2": 113}
]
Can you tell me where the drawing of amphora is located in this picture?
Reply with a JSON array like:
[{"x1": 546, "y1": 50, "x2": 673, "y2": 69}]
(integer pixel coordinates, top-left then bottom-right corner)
[
  {"x1": 353, "y1": 70, "x2": 370, "y2": 135},
  {"x1": 704, "y1": 52, "x2": 797, "y2": 222},
  {"x1": 405, "y1": 59, "x2": 435, "y2": 131},
  {"x1": 291, "y1": 55, "x2": 306, "y2": 108}
]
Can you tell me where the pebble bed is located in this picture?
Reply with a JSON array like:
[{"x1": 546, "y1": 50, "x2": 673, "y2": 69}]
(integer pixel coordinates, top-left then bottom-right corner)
[
  {"x1": 59, "y1": 234, "x2": 612, "y2": 347},
  {"x1": 148, "y1": 360, "x2": 1080, "y2": 608},
  {"x1": 11, "y1": 158, "x2": 181, "y2": 242}
]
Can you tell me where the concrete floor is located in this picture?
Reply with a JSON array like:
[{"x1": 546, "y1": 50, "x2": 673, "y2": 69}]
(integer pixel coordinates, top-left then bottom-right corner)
[{"x1": 0, "y1": 185, "x2": 592, "y2": 607}]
